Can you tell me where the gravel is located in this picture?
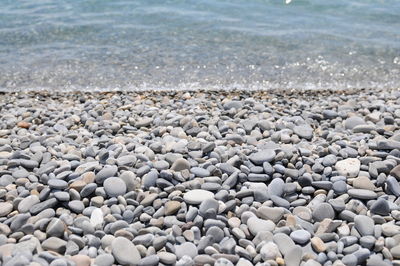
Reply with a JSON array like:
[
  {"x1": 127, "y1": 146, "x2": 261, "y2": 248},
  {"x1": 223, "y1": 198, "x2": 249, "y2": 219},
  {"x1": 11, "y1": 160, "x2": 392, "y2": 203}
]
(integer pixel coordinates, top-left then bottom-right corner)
[{"x1": 0, "y1": 88, "x2": 400, "y2": 265}]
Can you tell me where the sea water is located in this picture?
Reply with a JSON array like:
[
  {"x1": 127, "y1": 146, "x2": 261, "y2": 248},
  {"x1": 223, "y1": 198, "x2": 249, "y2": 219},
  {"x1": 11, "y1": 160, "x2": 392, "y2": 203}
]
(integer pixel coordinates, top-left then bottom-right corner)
[{"x1": 0, "y1": 0, "x2": 399, "y2": 91}]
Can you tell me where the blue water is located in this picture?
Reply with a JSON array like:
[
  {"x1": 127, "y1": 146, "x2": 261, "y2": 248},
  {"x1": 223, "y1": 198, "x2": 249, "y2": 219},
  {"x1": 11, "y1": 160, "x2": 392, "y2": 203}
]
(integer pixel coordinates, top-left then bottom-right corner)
[{"x1": 0, "y1": 0, "x2": 399, "y2": 91}]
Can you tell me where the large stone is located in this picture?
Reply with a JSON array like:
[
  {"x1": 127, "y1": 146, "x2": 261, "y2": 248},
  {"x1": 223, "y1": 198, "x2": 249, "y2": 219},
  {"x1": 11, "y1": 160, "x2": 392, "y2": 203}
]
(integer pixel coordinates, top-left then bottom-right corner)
[{"x1": 112, "y1": 237, "x2": 141, "y2": 265}]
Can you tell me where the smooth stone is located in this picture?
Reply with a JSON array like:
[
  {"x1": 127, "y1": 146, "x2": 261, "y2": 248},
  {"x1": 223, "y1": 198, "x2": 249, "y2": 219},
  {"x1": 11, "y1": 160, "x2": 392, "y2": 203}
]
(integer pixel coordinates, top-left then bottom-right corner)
[
  {"x1": 344, "y1": 116, "x2": 365, "y2": 130},
  {"x1": 290, "y1": 230, "x2": 311, "y2": 244},
  {"x1": 48, "y1": 179, "x2": 68, "y2": 190},
  {"x1": 199, "y1": 198, "x2": 219, "y2": 218},
  {"x1": 332, "y1": 180, "x2": 347, "y2": 194},
  {"x1": 370, "y1": 198, "x2": 390, "y2": 216},
  {"x1": 171, "y1": 158, "x2": 190, "y2": 171},
  {"x1": 46, "y1": 218, "x2": 65, "y2": 237},
  {"x1": 354, "y1": 215, "x2": 374, "y2": 236},
  {"x1": 386, "y1": 176, "x2": 400, "y2": 196},
  {"x1": 71, "y1": 255, "x2": 91, "y2": 266},
  {"x1": 342, "y1": 254, "x2": 358, "y2": 266},
  {"x1": 42, "y1": 237, "x2": 67, "y2": 254},
  {"x1": 260, "y1": 242, "x2": 281, "y2": 260},
  {"x1": 247, "y1": 217, "x2": 275, "y2": 235},
  {"x1": 94, "y1": 254, "x2": 115, "y2": 266},
  {"x1": 285, "y1": 245, "x2": 303, "y2": 266},
  {"x1": 183, "y1": 189, "x2": 214, "y2": 204},
  {"x1": 249, "y1": 149, "x2": 276, "y2": 165},
  {"x1": 190, "y1": 167, "x2": 210, "y2": 177},
  {"x1": 268, "y1": 178, "x2": 285, "y2": 197},
  {"x1": 175, "y1": 242, "x2": 198, "y2": 259},
  {"x1": 18, "y1": 195, "x2": 40, "y2": 213},
  {"x1": 293, "y1": 125, "x2": 313, "y2": 140},
  {"x1": 0, "y1": 202, "x2": 13, "y2": 217},
  {"x1": 335, "y1": 158, "x2": 360, "y2": 178},
  {"x1": 90, "y1": 208, "x2": 104, "y2": 228},
  {"x1": 273, "y1": 233, "x2": 295, "y2": 256},
  {"x1": 165, "y1": 201, "x2": 181, "y2": 215},
  {"x1": 312, "y1": 203, "x2": 335, "y2": 222},
  {"x1": 257, "y1": 206, "x2": 284, "y2": 223},
  {"x1": 391, "y1": 245, "x2": 400, "y2": 259},
  {"x1": 112, "y1": 237, "x2": 141, "y2": 265},
  {"x1": 353, "y1": 176, "x2": 375, "y2": 190},
  {"x1": 103, "y1": 177, "x2": 127, "y2": 197},
  {"x1": 68, "y1": 200, "x2": 85, "y2": 213},
  {"x1": 348, "y1": 189, "x2": 377, "y2": 199},
  {"x1": 95, "y1": 165, "x2": 118, "y2": 184},
  {"x1": 158, "y1": 252, "x2": 177, "y2": 264},
  {"x1": 390, "y1": 164, "x2": 400, "y2": 180},
  {"x1": 138, "y1": 255, "x2": 159, "y2": 266},
  {"x1": 142, "y1": 171, "x2": 158, "y2": 189}
]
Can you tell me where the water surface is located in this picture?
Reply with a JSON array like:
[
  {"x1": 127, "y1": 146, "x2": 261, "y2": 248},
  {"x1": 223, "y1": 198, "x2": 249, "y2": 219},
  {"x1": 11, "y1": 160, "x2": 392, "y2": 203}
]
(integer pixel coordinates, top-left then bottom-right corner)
[{"x1": 1, "y1": 0, "x2": 399, "y2": 91}]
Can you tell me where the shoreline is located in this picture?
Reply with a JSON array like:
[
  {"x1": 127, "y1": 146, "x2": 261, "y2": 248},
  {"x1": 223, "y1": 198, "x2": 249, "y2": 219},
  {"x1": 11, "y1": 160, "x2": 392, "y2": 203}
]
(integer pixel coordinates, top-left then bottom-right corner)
[{"x1": 1, "y1": 88, "x2": 400, "y2": 265}]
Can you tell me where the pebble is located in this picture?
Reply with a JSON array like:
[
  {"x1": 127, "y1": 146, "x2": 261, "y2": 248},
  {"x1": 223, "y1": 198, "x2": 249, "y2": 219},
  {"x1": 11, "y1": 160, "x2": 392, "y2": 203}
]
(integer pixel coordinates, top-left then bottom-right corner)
[
  {"x1": 335, "y1": 158, "x2": 360, "y2": 177},
  {"x1": 249, "y1": 149, "x2": 276, "y2": 165},
  {"x1": 103, "y1": 177, "x2": 127, "y2": 197},
  {"x1": 112, "y1": 237, "x2": 141, "y2": 265},
  {"x1": 290, "y1": 229, "x2": 311, "y2": 244},
  {"x1": 183, "y1": 189, "x2": 214, "y2": 204}
]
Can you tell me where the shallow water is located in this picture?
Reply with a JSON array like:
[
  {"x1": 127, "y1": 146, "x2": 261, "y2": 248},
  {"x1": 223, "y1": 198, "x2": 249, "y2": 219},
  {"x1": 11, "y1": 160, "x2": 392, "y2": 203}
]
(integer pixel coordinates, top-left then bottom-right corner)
[{"x1": 1, "y1": 0, "x2": 399, "y2": 91}]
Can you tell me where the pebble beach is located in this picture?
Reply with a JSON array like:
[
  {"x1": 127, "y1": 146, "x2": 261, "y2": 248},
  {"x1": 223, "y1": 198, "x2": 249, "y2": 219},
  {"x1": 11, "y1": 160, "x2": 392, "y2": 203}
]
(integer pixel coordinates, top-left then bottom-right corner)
[{"x1": 1, "y1": 88, "x2": 400, "y2": 266}]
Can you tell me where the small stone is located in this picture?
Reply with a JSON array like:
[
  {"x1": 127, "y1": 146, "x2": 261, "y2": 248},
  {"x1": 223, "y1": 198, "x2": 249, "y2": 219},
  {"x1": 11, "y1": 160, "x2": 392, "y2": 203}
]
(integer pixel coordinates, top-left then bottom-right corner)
[
  {"x1": 112, "y1": 237, "x2": 141, "y2": 265},
  {"x1": 353, "y1": 176, "x2": 375, "y2": 190}
]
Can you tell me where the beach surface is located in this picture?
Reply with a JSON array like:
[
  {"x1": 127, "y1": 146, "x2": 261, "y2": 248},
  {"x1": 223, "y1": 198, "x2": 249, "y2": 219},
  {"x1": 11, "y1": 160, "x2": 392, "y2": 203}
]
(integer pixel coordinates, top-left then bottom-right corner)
[{"x1": 1, "y1": 88, "x2": 400, "y2": 265}]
